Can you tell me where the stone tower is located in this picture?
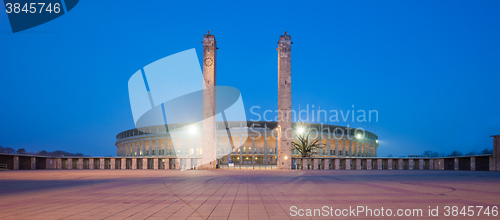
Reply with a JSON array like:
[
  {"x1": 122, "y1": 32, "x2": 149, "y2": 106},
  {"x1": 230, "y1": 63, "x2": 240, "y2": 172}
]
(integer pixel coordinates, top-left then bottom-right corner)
[
  {"x1": 277, "y1": 32, "x2": 292, "y2": 169},
  {"x1": 201, "y1": 31, "x2": 217, "y2": 169}
]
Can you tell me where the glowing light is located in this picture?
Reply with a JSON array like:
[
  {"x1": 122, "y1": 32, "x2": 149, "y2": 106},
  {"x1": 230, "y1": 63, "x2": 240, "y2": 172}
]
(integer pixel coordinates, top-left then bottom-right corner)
[
  {"x1": 376, "y1": 140, "x2": 379, "y2": 144},
  {"x1": 297, "y1": 127, "x2": 305, "y2": 134},
  {"x1": 356, "y1": 134, "x2": 362, "y2": 139},
  {"x1": 285, "y1": 156, "x2": 288, "y2": 160},
  {"x1": 189, "y1": 125, "x2": 197, "y2": 134}
]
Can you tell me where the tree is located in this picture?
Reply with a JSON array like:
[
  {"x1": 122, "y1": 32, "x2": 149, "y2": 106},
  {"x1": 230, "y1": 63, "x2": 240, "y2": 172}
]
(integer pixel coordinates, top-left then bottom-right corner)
[
  {"x1": 465, "y1": 151, "x2": 478, "y2": 156},
  {"x1": 16, "y1": 148, "x2": 27, "y2": 154},
  {"x1": 38, "y1": 150, "x2": 48, "y2": 155},
  {"x1": 4, "y1": 147, "x2": 15, "y2": 153},
  {"x1": 291, "y1": 130, "x2": 323, "y2": 157},
  {"x1": 0, "y1": 146, "x2": 4, "y2": 153},
  {"x1": 481, "y1": 148, "x2": 493, "y2": 155},
  {"x1": 422, "y1": 150, "x2": 440, "y2": 158},
  {"x1": 448, "y1": 151, "x2": 463, "y2": 157}
]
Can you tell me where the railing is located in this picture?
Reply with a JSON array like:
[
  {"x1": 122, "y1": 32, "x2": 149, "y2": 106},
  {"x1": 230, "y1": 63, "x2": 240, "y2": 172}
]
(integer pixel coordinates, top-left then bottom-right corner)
[
  {"x1": 218, "y1": 164, "x2": 277, "y2": 169},
  {"x1": 0, "y1": 164, "x2": 7, "y2": 170}
]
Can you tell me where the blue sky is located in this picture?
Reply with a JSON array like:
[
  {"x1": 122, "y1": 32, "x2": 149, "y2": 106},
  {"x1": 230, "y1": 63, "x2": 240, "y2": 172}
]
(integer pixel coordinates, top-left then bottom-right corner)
[{"x1": 0, "y1": 0, "x2": 499, "y2": 156}]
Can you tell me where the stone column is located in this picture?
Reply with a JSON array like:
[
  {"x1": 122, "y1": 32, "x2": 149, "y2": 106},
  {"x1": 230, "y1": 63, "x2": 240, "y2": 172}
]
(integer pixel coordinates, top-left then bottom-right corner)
[
  {"x1": 492, "y1": 135, "x2": 500, "y2": 171},
  {"x1": 490, "y1": 155, "x2": 495, "y2": 171},
  {"x1": 343, "y1": 140, "x2": 347, "y2": 157},
  {"x1": 323, "y1": 159, "x2": 330, "y2": 170},
  {"x1": 409, "y1": 159, "x2": 413, "y2": 170},
  {"x1": 121, "y1": 158, "x2": 126, "y2": 169},
  {"x1": 345, "y1": 159, "x2": 351, "y2": 170},
  {"x1": 377, "y1": 159, "x2": 382, "y2": 170},
  {"x1": 175, "y1": 158, "x2": 180, "y2": 170},
  {"x1": 313, "y1": 159, "x2": 319, "y2": 170},
  {"x1": 100, "y1": 158, "x2": 105, "y2": 169},
  {"x1": 164, "y1": 158, "x2": 170, "y2": 169},
  {"x1": 142, "y1": 141, "x2": 145, "y2": 156},
  {"x1": 164, "y1": 138, "x2": 168, "y2": 156},
  {"x1": 470, "y1": 157, "x2": 476, "y2": 171},
  {"x1": 398, "y1": 159, "x2": 403, "y2": 170},
  {"x1": 88, "y1": 158, "x2": 94, "y2": 169},
  {"x1": 454, "y1": 158, "x2": 459, "y2": 170},
  {"x1": 334, "y1": 159, "x2": 340, "y2": 169},
  {"x1": 132, "y1": 158, "x2": 137, "y2": 169},
  {"x1": 31, "y1": 157, "x2": 36, "y2": 169},
  {"x1": 335, "y1": 139, "x2": 339, "y2": 156},
  {"x1": 302, "y1": 158, "x2": 307, "y2": 170},
  {"x1": 78, "y1": 158, "x2": 83, "y2": 169},
  {"x1": 387, "y1": 159, "x2": 392, "y2": 170},
  {"x1": 367, "y1": 159, "x2": 372, "y2": 170},
  {"x1": 351, "y1": 141, "x2": 355, "y2": 157},
  {"x1": 142, "y1": 158, "x2": 147, "y2": 170},
  {"x1": 13, "y1": 156, "x2": 19, "y2": 170},
  {"x1": 355, "y1": 159, "x2": 361, "y2": 169},
  {"x1": 153, "y1": 158, "x2": 158, "y2": 169},
  {"x1": 429, "y1": 159, "x2": 434, "y2": 170},
  {"x1": 155, "y1": 139, "x2": 159, "y2": 156},
  {"x1": 110, "y1": 158, "x2": 116, "y2": 169},
  {"x1": 67, "y1": 158, "x2": 72, "y2": 169}
]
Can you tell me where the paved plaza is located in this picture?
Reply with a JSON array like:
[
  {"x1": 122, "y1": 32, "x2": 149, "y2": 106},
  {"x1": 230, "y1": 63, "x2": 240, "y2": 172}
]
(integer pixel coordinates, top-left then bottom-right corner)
[{"x1": 0, "y1": 170, "x2": 499, "y2": 219}]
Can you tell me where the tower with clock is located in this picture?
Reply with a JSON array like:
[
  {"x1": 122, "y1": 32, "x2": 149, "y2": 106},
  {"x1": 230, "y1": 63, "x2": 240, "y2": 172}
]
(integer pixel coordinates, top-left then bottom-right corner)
[
  {"x1": 277, "y1": 32, "x2": 292, "y2": 169},
  {"x1": 201, "y1": 31, "x2": 217, "y2": 169}
]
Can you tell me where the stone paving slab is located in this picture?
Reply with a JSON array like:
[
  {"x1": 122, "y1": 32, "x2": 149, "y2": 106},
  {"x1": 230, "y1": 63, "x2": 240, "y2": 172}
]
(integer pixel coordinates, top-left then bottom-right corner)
[{"x1": 0, "y1": 170, "x2": 499, "y2": 219}]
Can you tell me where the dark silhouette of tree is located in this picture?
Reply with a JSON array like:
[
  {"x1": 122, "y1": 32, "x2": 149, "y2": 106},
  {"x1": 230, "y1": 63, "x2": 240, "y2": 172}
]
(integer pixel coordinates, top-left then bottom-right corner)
[
  {"x1": 16, "y1": 148, "x2": 27, "y2": 154},
  {"x1": 481, "y1": 148, "x2": 493, "y2": 155},
  {"x1": 38, "y1": 150, "x2": 48, "y2": 155},
  {"x1": 465, "y1": 151, "x2": 478, "y2": 156},
  {"x1": 448, "y1": 151, "x2": 463, "y2": 156},
  {"x1": 422, "y1": 150, "x2": 440, "y2": 158},
  {"x1": 292, "y1": 129, "x2": 323, "y2": 157},
  {"x1": 0, "y1": 146, "x2": 4, "y2": 153},
  {"x1": 4, "y1": 147, "x2": 15, "y2": 153}
]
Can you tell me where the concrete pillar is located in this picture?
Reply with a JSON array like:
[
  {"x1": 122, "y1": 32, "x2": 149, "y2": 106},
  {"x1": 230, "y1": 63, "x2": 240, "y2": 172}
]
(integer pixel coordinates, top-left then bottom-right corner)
[
  {"x1": 454, "y1": 158, "x2": 459, "y2": 170},
  {"x1": 436, "y1": 158, "x2": 444, "y2": 170},
  {"x1": 419, "y1": 159, "x2": 424, "y2": 170},
  {"x1": 78, "y1": 158, "x2": 83, "y2": 169},
  {"x1": 121, "y1": 158, "x2": 126, "y2": 169},
  {"x1": 429, "y1": 159, "x2": 434, "y2": 170},
  {"x1": 175, "y1": 158, "x2": 180, "y2": 170},
  {"x1": 335, "y1": 139, "x2": 339, "y2": 156},
  {"x1": 313, "y1": 159, "x2": 319, "y2": 170},
  {"x1": 408, "y1": 159, "x2": 413, "y2": 170},
  {"x1": 98, "y1": 158, "x2": 103, "y2": 169},
  {"x1": 323, "y1": 159, "x2": 330, "y2": 170},
  {"x1": 301, "y1": 158, "x2": 307, "y2": 170},
  {"x1": 470, "y1": 157, "x2": 476, "y2": 171},
  {"x1": 142, "y1": 158, "x2": 147, "y2": 170},
  {"x1": 67, "y1": 158, "x2": 72, "y2": 169},
  {"x1": 398, "y1": 159, "x2": 403, "y2": 170},
  {"x1": 110, "y1": 158, "x2": 115, "y2": 169},
  {"x1": 56, "y1": 158, "x2": 62, "y2": 169},
  {"x1": 13, "y1": 156, "x2": 19, "y2": 170},
  {"x1": 132, "y1": 158, "x2": 137, "y2": 169},
  {"x1": 185, "y1": 159, "x2": 191, "y2": 170},
  {"x1": 492, "y1": 135, "x2": 500, "y2": 171},
  {"x1": 388, "y1": 159, "x2": 393, "y2": 170},
  {"x1": 367, "y1": 159, "x2": 372, "y2": 170},
  {"x1": 31, "y1": 157, "x2": 36, "y2": 169},
  {"x1": 377, "y1": 159, "x2": 382, "y2": 170},
  {"x1": 164, "y1": 158, "x2": 170, "y2": 170},
  {"x1": 355, "y1": 159, "x2": 361, "y2": 170},
  {"x1": 153, "y1": 158, "x2": 158, "y2": 169},
  {"x1": 334, "y1": 159, "x2": 340, "y2": 169},
  {"x1": 345, "y1": 159, "x2": 351, "y2": 170},
  {"x1": 489, "y1": 155, "x2": 495, "y2": 171},
  {"x1": 88, "y1": 158, "x2": 94, "y2": 169}
]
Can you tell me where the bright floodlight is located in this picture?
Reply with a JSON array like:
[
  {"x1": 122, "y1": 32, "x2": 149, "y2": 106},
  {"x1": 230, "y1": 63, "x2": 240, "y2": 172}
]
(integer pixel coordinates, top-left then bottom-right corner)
[
  {"x1": 356, "y1": 134, "x2": 362, "y2": 139},
  {"x1": 189, "y1": 125, "x2": 197, "y2": 134},
  {"x1": 297, "y1": 127, "x2": 305, "y2": 134},
  {"x1": 376, "y1": 140, "x2": 379, "y2": 144}
]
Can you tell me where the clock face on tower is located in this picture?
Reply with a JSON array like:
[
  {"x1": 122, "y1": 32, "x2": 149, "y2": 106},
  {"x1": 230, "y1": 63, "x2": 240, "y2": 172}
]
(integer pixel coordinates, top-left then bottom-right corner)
[{"x1": 204, "y1": 58, "x2": 213, "y2": 67}]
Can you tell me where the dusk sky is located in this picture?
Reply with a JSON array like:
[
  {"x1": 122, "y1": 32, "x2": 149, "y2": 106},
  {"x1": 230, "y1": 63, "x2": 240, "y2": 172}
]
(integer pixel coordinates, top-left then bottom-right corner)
[{"x1": 1, "y1": 0, "x2": 499, "y2": 157}]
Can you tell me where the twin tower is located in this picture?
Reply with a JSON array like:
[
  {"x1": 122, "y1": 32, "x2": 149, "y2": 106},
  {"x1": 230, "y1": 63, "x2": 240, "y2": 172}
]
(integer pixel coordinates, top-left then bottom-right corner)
[{"x1": 201, "y1": 31, "x2": 292, "y2": 169}]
